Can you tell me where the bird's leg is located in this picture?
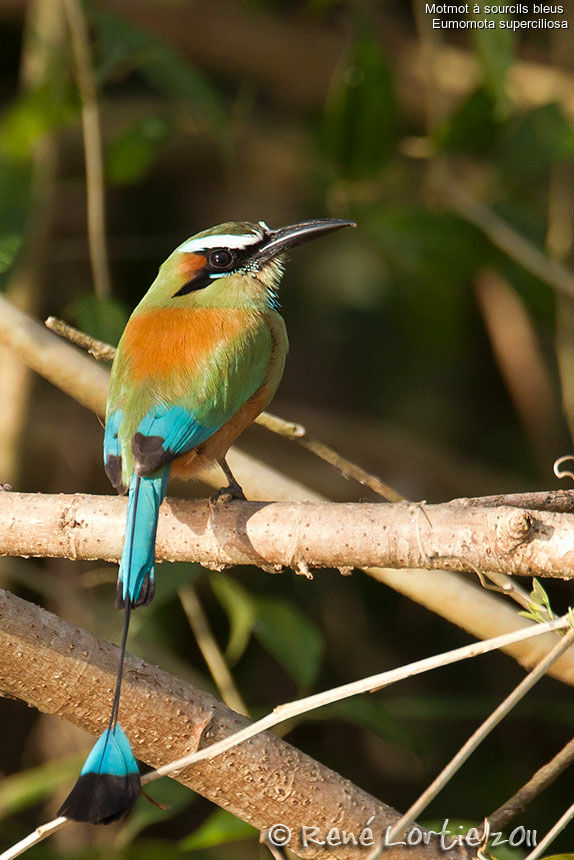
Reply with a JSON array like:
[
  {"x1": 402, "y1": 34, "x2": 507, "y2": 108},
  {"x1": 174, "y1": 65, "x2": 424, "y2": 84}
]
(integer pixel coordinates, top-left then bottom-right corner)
[{"x1": 211, "y1": 458, "x2": 246, "y2": 502}]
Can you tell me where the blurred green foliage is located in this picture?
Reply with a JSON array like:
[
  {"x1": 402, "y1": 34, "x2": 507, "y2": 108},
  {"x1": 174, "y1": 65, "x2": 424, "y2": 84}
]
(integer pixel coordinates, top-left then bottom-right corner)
[
  {"x1": 0, "y1": 0, "x2": 573, "y2": 857},
  {"x1": 322, "y1": 31, "x2": 398, "y2": 179}
]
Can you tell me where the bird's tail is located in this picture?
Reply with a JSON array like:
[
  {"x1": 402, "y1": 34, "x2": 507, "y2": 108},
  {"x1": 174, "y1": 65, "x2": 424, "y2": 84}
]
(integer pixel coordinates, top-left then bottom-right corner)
[
  {"x1": 58, "y1": 468, "x2": 169, "y2": 824},
  {"x1": 116, "y1": 467, "x2": 170, "y2": 609},
  {"x1": 58, "y1": 604, "x2": 140, "y2": 824}
]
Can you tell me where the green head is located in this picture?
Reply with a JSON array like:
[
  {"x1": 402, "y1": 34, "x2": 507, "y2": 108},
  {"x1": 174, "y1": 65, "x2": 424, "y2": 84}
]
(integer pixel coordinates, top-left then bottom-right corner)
[{"x1": 140, "y1": 219, "x2": 356, "y2": 311}]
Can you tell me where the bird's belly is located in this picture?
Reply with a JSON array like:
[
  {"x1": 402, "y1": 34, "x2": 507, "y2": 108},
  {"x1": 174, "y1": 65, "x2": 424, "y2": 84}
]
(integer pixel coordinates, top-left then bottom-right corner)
[{"x1": 170, "y1": 382, "x2": 270, "y2": 479}]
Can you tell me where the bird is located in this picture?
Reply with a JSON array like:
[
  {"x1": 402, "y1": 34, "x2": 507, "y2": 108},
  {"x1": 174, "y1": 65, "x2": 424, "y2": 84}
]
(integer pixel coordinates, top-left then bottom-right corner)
[{"x1": 58, "y1": 217, "x2": 355, "y2": 824}]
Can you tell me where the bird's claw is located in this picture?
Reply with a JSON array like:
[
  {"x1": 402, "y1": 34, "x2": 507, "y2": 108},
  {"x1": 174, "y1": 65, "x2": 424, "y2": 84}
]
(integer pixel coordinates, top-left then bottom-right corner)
[{"x1": 209, "y1": 483, "x2": 246, "y2": 505}]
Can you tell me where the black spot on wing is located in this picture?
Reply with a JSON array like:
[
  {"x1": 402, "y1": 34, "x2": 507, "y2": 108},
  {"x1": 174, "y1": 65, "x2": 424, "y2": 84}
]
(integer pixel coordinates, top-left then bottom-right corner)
[
  {"x1": 105, "y1": 455, "x2": 127, "y2": 495},
  {"x1": 132, "y1": 432, "x2": 173, "y2": 476}
]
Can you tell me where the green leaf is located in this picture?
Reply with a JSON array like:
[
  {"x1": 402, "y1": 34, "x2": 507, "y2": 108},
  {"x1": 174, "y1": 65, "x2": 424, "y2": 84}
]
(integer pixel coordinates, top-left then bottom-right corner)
[
  {"x1": 210, "y1": 574, "x2": 256, "y2": 664},
  {"x1": 317, "y1": 696, "x2": 417, "y2": 751},
  {"x1": 179, "y1": 808, "x2": 256, "y2": 851},
  {"x1": 106, "y1": 114, "x2": 174, "y2": 185},
  {"x1": 67, "y1": 293, "x2": 130, "y2": 346},
  {"x1": 114, "y1": 778, "x2": 194, "y2": 847},
  {"x1": 471, "y1": 15, "x2": 515, "y2": 117},
  {"x1": 254, "y1": 597, "x2": 324, "y2": 688},
  {"x1": 0, "y1": 755, "x2": 84, "y2": 819},
  {"x1": 322, "y1": 33, "x2": 398, "y2": 179},
  {"x1": 90, "y1": 7, "x2": 224, "y2": 126},
  {"x1": 518, "y1": 578, "x2": 555, "y2": 624}
]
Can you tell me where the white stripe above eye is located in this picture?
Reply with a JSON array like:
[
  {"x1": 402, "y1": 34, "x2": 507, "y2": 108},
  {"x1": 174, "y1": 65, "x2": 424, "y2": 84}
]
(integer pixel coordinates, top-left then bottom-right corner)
[{"x1": 177, "y1": 232, "x2": 264, "y2": 253}]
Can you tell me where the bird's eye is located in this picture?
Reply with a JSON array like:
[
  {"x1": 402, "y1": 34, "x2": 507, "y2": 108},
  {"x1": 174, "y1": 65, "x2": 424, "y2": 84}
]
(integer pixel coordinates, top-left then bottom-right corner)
[{"x1": 209, "y1": 249, "x2": 234, "y2": 270}]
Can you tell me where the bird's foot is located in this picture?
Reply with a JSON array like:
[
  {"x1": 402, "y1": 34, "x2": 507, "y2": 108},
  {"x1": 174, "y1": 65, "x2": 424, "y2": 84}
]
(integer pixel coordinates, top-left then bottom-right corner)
[
  {"x1": 212, "y1": 458, "x2": 247, "y2": 503},
  {"x1": 210, "y1": 480, "x2": 246, "y2": 505}
]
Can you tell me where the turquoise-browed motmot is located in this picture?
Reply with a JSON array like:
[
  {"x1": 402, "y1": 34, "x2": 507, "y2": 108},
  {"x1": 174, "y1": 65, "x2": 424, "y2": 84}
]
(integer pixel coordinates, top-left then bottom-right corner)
[{"x1": 58, "y1": 217, "x2": 355, "y2": 824}]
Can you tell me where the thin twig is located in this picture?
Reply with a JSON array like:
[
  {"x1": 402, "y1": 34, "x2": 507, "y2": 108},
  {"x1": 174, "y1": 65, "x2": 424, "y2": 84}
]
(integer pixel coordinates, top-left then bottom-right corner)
[
  {"x1": 488, "y1": 736, "x2": 574, "y2": 831},
  {"x1": 452, "y1": 489, "x2": 574, "y2": 513},
  {"x1": 61, "y1": 0, "x2": 111, "y2": 298},
  {"x1": 477, "y1": 571, "x2": 538, "y2": 614},
  {"x1": 45, "y1": 316, "x2": 115, "y2": 360},
  {"x1": 178, "y1": 585, "x2": 249, "y2": 716},
  {"x1": 378, "y1": 626, "x2": 574, "y2": 856},
  {"x1": 436, "y1": 170, "x2": 574, "y2": 301},
  {"x1": 143, "y1": 615, "x2": 569, "y2": 784},
  {"x1": 0, "y1": 817, "x2": 67, "y2": 860},
  {"x1": 257, "y1": 412, "x2": 402, "y2": 501},
  {"x1": 522, "y1": 799, "x2": 574, "y2": 860}
]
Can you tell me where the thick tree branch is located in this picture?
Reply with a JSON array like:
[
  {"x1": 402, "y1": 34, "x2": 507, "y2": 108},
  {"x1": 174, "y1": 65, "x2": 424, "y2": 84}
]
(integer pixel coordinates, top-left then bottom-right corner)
[
  {"x1": 0, "y1": 587, "x2": 466, "y2": 860},
  {"x1": 0, "y1": 492, "x2": 573, "y2": 581}
]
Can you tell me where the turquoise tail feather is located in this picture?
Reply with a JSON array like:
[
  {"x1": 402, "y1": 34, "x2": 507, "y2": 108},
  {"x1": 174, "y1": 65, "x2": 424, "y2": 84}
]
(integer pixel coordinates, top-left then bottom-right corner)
[
  {"x1": 116, "y1": 466, "x2": 170, "y2": 608},
  {"x1": 58, "y1": 725, "x2": 140, "y2": 825},
  {"x1": 58, "y1": 603, "x2": 140, "y2": 824},
  {"x1": 60, "y1": 465, "x2": 169, "y2": 822}
]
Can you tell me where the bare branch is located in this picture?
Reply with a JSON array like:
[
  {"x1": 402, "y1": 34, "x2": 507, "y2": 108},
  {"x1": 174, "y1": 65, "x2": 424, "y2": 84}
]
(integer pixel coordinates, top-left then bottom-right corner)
[
  {"x1": 0, "y1": 587, "x2": 470, "y2": 860},
  {"x1": 142, "y1": 615, "x2": 570, "y2": 780},
  {"x1": 435, "y1": 170, "x2": 574, "y2": 300},
  {"x1": 523, "y1": 799, "x2": 574, "y2": 860},
  {"x1": 44, "y1": 317, "x2": 401, "y2": 500},
  {"x1": 44, "y1": 316, "x2": 115, "y2": 361},
  {"x1": 0, "y1": 492, "x2": 572, "y2": 581},
  {"x1": 451, "y1": 490, "x2": 574, "y2": 513},
  {"x1": 0, "y1": 817, "x2": 68, "y2": 860},
  {"x1": 179, "y1": 585, "x2": 249, "y2": 716},
  {"x1": 256, "y1": 412, "x2": 402, "y2": 502}
]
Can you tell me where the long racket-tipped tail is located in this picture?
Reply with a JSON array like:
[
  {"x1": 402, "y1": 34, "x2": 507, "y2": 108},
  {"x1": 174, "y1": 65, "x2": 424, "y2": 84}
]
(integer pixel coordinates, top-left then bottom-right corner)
[{"x1": 59, "y1": 601, "x2": 140, "y2": 823}]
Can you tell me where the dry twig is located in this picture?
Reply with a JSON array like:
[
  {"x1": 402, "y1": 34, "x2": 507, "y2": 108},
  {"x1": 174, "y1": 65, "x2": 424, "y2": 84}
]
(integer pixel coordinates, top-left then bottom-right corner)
[
  {"x1": 178, "y1": 585, "x2": 248, "y2": 716},
  {"x1": 44, "y1": 316, "x2": 115, "y2": 360},
  {"x1": 380, "y1": 627, "x2": 574, "y2": 856},
  {"x1": 488, "y1": 736, "x2": 574, "y2": 832}
]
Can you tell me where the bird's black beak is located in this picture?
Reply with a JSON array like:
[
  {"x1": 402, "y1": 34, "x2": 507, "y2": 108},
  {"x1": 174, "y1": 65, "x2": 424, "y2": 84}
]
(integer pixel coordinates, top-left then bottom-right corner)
[{"x1": 253, "y1": 219, "x2": 356, "y2": 262}]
